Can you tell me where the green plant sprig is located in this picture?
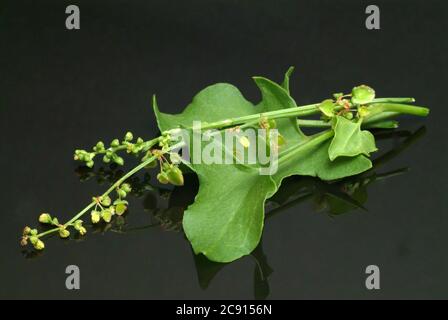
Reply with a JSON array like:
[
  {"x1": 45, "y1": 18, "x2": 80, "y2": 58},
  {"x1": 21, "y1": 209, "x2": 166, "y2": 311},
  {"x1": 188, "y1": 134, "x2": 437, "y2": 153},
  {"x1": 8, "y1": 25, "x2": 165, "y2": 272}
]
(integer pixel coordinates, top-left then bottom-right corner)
[{"x1": 21, "y1": 74, "x2": 429, "y2": 258}]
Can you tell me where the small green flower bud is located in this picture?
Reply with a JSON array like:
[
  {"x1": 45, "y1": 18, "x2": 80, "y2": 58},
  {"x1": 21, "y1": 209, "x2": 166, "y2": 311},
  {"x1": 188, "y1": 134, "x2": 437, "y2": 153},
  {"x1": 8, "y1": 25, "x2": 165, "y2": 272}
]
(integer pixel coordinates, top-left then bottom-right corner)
[
  {"x1": 358, "y1": 106, "x2": 370, "y2": 118},
  {"x1": 124, "y1": 131, "x2": 133, "y2": 142},
  {"x1": 115, "y1": 203, "x2": 127, "y2": 215},
  {"x1": 30, "y1": 229, "x2": 38, "y2": 236},
  {"x1": 117, "y1": 189, "x2": 127, "y2": 198},
  {"x1": 111, "y1": 139, "x2": 120, "y2": 147},
  {"x1": 100, "y1": 195, "x2": 112, "y2": 207},
  {"x1": 120, "y1": 183, "x2": 132, "y2": 193},
  {"x1": 39, "y1": 213, "x2": 52, "y2": 224},
  {"x1": 113, "y1": 155, "x2": 124, "y2": 166},
  {"x1": 59, "y1": 228, "x2": 70, "y2": 238},
  {"x1": 86, "y1": 160, "x2": 94, "y2": 168},
  {"x1": 166, "y1": 166, "x2": 184, "y2": 186},
  {"x1": 52, "y1": 217, "x2": 59, "y2": 225},
  {"x1": 106, "y1": 150, "x2": 113, "y2": 157},
  {"x1": 96, "y1": 141, "x2": 105, "y2": 151},
  {"x1": 91, "y1": 210, "x2": 101, "y2": 224},
  {"x1": 23, "y1": 226, "x2": 32, "y2": 235},
  {"x1": 73, "y1": 220, "x2": 83, "y2": 230},
  {"x1": 29, "y1": 236, "x2": 38, "y2": 245},
  {"x1": 34, "y1": 239, "x2": 45, "y2": 250},
  {"x1": 157, "y1": 172, "x2": 169, "y2": 184},
  {"x1": 343, "y1": 111, "x2": 354, "y2": 120},
  {"x1": 333, "y1": 92, "x2": 344, "y2": 100},
  {"x1": 101, "y1": 209, "x2": 113, "y2": 223},
  {"x1": 103, "y1": 155, "x2": 111, "y2": 163},
  {"x1": 136, "y1": 137, "x2": 144, "y2": 144}
]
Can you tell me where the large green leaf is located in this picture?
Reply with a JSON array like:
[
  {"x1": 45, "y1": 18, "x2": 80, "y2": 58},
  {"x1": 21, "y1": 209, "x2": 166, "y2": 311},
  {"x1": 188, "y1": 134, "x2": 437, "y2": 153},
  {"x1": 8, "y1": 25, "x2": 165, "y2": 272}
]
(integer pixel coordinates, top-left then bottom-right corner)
[
  {"x1": 328, "y1": 116, "x2": 377, "y2": 161},
  {"x1": 153, "y1": 72, "x2": 373, "y2": 262}
]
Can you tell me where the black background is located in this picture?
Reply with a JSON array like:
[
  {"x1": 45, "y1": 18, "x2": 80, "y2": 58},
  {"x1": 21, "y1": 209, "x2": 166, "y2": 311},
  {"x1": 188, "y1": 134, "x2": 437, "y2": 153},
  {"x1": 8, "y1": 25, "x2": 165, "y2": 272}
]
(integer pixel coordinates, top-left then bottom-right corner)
[{"x1": 0, "y1": 0, "x2": 447, "y2": 299}]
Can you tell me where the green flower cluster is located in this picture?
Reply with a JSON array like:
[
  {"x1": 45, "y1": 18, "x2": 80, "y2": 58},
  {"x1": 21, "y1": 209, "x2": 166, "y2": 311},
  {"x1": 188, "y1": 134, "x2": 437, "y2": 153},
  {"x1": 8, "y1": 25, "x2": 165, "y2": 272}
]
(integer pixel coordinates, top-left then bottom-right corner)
[
  {"x1": 90, "y1": 183, "x2": 132, "y2": 224},
  {"x1": 74, "y1": 131, "x2": 149, "y2": 168},
  {"x1": 319, "y1": 85, "x2": 376, "y2": 121}
]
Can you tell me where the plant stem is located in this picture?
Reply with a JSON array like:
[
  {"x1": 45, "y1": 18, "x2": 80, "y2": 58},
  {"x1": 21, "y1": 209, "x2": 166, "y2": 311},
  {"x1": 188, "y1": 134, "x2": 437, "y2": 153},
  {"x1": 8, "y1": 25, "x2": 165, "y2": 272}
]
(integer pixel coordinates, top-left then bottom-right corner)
[
  {"x1": 278, "y1": 130, "x2": 335, "y2": 165},
  {"x1": 36, "y1": 154, "x2": 161, "y2": 239},
  {"x1": 368, "y1": 103, "x2": 429, "y2": 117}
]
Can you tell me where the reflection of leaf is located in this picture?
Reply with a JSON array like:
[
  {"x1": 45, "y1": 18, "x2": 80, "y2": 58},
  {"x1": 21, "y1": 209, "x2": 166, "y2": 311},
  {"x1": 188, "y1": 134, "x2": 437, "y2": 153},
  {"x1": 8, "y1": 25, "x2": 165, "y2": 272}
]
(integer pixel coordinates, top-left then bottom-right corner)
[
  {"x1": 192, "y1": 252, "x2": 226, "y2": 290},
  {"x1": 328, "y1": 116, "x2": 377, "y2": 161},
  {"x1": 251, "y1": 242, "x2": 273, "y2": 300}
]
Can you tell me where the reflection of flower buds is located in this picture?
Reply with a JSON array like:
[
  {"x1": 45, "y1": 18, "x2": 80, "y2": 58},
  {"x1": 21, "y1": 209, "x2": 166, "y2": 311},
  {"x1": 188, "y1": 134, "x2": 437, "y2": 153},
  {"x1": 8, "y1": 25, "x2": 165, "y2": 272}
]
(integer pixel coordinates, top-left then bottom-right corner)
[
  {"x1": 78, "y1": 226, "x2": 87, "y2": 235},
  {"x1": 38, "y1": 213, "x2": 52, "y2": 224}
]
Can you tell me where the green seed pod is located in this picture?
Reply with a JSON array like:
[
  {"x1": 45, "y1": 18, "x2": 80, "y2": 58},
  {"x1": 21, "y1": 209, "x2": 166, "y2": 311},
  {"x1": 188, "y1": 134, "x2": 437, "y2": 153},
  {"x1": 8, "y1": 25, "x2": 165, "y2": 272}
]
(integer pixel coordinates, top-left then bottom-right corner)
[
  {"x1": 91, "y1": 210, "x2": 101, "y2": 224},
  {"x1": 166, "y1": 166, "x2": 184, "y2": 186},
  {"x1": 100, "y1": 195, "x2": 112, "y2": 207},
  {"x1": 125, "y1": 131, "x2": 133, "y2": 142},
  {"x1": 351, "y1": 85, "x2": 375, "y2": 105},
  {"x1": 38, "y1": 213, "x2": 52, "y2": 224},
  {"x1": 59, "y1": 228, "x2": 70, "y2": 239},
  {"x1": 157, "y1": 172, "x2": 169, "y2": 184},
  {"x1": 101, "y1": 209, "x2": 113, "y2": 223},
  {"x1": 111, "y1": 139, "x2": 120, "y2": 147}
]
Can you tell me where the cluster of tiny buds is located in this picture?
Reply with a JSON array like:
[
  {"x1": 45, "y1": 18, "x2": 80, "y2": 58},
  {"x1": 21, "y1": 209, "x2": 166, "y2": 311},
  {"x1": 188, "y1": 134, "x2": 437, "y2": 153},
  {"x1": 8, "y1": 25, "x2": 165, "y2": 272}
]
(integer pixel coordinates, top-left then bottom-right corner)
[
  {"x1": 318, "y1": 85, "x2": 376, "y2": 121},
  {"x1": 90, "y1": 183, "x2": 132, "y2": 224},
  {"x1": 74, "y1": 131, "x2": 147, "y2": 168},
  {"x1": 21, "y1": 213, "x2": 87, "y2": 250}
]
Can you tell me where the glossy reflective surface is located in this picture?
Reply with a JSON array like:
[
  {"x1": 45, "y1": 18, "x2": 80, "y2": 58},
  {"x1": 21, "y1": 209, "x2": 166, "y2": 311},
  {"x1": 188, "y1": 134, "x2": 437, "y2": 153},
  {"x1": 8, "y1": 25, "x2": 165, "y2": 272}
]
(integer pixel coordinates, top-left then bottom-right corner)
[{"x1": 0, "y1": 0, "x2": 447, "y2": 299}]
